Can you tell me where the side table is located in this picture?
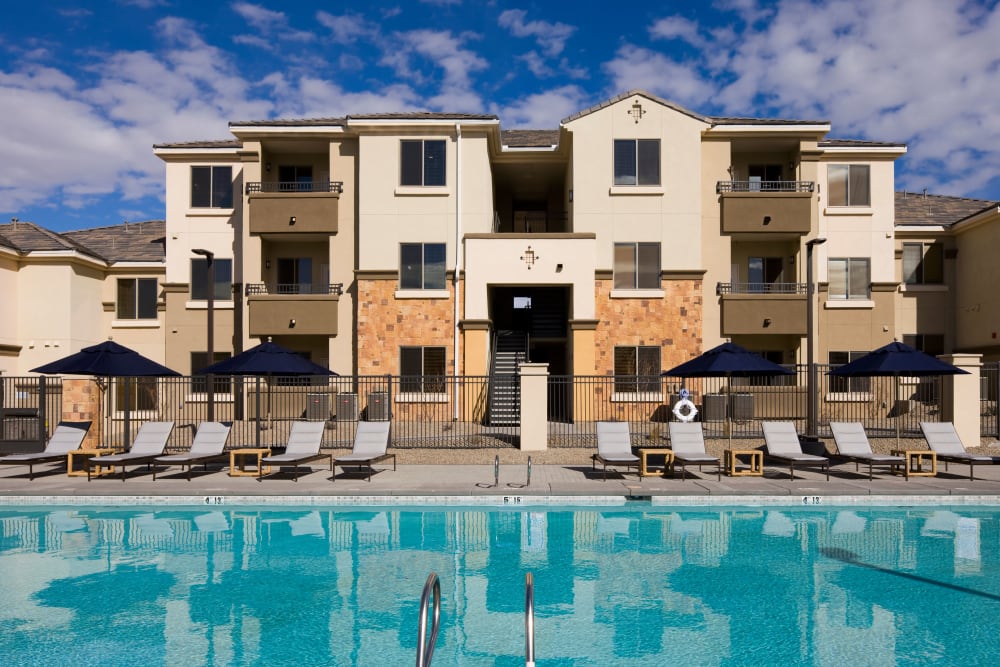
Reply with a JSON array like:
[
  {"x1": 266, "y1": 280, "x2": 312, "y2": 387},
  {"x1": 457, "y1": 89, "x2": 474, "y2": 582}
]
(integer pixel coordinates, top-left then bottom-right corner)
[
  {"x1": 639, "y1": 448, "x2": 675, "y2": 477},
  {"x1": 229, "y1": 448, "x2": 272, "y2": 477},
  {"x1": 890, "y1": 449, "x2": 937, "y2": 478},
  {"x1": 68, "y1": 448, "x2": 116, "y2": 477},
  {"x1": 724, "y1": 449, "x2": 764, "y2": 477}
]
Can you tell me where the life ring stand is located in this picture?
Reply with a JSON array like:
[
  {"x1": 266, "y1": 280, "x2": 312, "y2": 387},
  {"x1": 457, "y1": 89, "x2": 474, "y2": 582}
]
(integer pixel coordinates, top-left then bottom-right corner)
[{"x1": 672, "y1": 398, "x2": 699, "y2": 423}]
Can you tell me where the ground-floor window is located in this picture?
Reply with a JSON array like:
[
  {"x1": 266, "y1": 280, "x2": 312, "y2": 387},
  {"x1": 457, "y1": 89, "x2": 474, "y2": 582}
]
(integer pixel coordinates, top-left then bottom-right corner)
[
  {"x1": 829, "y1": 351, "x2": 871, "y2": 393},
  {"x1": 400, "y1": 346, "x2": 447, "y2": 393},
  {"x1": 613, "y1": 345, "x2": 661, "y2": 393}
]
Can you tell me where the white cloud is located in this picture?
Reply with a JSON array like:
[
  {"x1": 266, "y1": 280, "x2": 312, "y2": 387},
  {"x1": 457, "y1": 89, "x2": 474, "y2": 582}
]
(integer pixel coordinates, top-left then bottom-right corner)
[
  {"x1": 498, "y1": 9, "x2": 575, "y2": 57},
  {"x1": 380, "y1": 29, "x2": 488, "y2": 109},
  {"x1": 232, "y1": 2, "x2": 315, "y2": 46},
  {"x1": 316, "y1": 12, "x2": 378, "y2": 44},
  {"x1": 649, "y1": 16, "x2": 704, "y2": 47},
  {"x1": 603, "y1": 45, "x2": 716, "y2": 108},
  {"x1": 495, "y1": 85, "x2": 590, "y2": 128}
]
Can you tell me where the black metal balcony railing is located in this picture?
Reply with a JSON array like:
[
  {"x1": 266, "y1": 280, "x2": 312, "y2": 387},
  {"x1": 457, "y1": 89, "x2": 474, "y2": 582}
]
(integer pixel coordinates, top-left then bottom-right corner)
[
  {"x1": 245, "y1": 283, "x2": 344, "y2": 296},
  {"x1": 716, "y1": 180, "x2": 815, "y2": 193},
  {"x1": 245, "y1": 181, "x2": 344, "y2": 194},
  {"x1": 716, "y1": 282, "x2": 807, "y2": 295}
]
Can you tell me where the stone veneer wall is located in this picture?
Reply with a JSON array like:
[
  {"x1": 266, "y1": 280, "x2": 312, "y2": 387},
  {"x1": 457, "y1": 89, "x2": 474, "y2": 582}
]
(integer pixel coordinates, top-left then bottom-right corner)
[
  {"x1": 356, "y1": 279, "x2": 458, "y2": 375},
  {"x1": 593, "y1": 278, "x2": 702, "y2": 375},
  {"x1": 61, "y1": 378, "x2": 103, "y2": 448}
]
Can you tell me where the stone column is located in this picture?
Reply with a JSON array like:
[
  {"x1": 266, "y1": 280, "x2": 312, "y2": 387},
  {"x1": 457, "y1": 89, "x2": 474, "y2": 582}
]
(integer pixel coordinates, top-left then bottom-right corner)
[
  {"x1": 518, "y1": 363, "x2": 549, "y2": 452},
  {"x1": 940, "y1": 353, "x2": 982, "y2": 446},
  {"x1": 61, "y1": 378, "x2": 103, "y2": 448}
]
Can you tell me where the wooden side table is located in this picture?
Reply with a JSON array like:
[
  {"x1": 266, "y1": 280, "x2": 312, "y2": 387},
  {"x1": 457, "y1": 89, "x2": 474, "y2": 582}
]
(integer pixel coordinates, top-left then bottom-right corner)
[
  {"x1": 891, "y1": 449, "x2": 937, "y2": 478},
  {"x1": 639, "y1": 448, "x2": 674, "y2": 477},
  {"x1": 724, "y1": 449, "x2": 764, "y2": 477},
  {"x1": 68, "y1": 448, "x2": 116, "y2": 477},
  {"x1": 229, "y1": 448, "x2": 272, "y2": 477}
]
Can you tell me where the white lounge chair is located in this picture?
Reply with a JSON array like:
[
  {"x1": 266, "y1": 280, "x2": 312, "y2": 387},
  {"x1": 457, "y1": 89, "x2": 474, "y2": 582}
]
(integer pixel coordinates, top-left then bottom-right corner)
[
  {"x1": 0, "y1": 420, "x2": 91, "y2": 480},
  {"x1": 332, "y1": 421, "x2": 395, "y2": 482},
  {"x1": 153, "y1": 421, "x2": 232, "y2": 480},
  {"x1": 87, "y1": 421, "x2": 175, "y2": 481},
  {"x1": 592, "y1": 421, "x2": 640, "y2": 480},
  {"x1": 829, "y1": 421, "x2": 906, "y2": 480},
  {"x1": 920, "y1": 421, "x2": 1000, "y2": 480},
  {"x1": 259, "y1": 420, "x2": 328, "y2": 481},
  {"x1": 668, "y1": 422, "x2": 720, "y2": 480},
  {"x1": 762, "y1": 421, "x2": 829, "y2": 480}
]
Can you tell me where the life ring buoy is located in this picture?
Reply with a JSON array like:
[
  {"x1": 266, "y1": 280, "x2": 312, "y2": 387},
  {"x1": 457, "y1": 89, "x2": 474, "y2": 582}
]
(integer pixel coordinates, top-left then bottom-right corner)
[{"x1": 672, "y1": 398, "x2": 699, "y2": 423}]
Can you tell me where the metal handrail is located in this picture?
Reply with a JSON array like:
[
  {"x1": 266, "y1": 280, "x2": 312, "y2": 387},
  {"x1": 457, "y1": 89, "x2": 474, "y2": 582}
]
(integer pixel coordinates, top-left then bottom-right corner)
[
  {"x1": 416, "y1": 573, "x2": 441, "y2": 667},
  {"x1": 244, "y1": 283, "x2": 344, "y2": 296},
  {"x1": 716, "y1": 282, "x2": 807, "y2": 295},
  {"x1": 245, "y1": 180, "x2": 343, "y2": 194},
  {"x1": 716, "y1": 180, "x2": 814, "y2": 193},
  {"x1": 525, "y1": 572, "x2": 536, "y2": 667}
]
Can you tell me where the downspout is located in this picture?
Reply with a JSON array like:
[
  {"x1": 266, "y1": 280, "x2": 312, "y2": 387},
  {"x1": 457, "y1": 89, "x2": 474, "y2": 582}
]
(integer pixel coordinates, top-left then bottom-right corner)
[{"x1": 453, "y1": 123, "x2": 463, "y2": 421}]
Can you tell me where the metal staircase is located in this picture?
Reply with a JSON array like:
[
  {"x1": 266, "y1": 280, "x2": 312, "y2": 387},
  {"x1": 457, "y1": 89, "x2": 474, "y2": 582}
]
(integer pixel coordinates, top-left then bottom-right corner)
[{"x1": 487, "y1": 330, "x2": 528, "y2": 425}]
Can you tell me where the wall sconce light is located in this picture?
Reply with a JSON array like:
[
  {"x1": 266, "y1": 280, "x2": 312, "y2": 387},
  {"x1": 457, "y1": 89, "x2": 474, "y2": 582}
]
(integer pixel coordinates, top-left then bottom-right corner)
[
  {"x1": 265, "y1": 162, "x2": 271, "y2": 172},
  {"x1": 763, "y1": 318, "x2": 772, "y2": 328},
  {"x1": 289, "y1": 216, "x2": 296, "y2": 225},
  {"x1": 289, "y1": 318, "x2": 296, "y2": 328},
  {"x1": 628, "y1": 99, "x2": 646, "y2": 123},
  {"x1": 520, "y1": 246, "x2": 539, "y2": 269},
  {"x1": 265, "y1": 259, "x2": 271, "y2": 270},
  {"x1": 763, "y1": 215, "x2": 772, "y2": 225},
  {"x1": 556, "y1": 263, "x2": 563, "y2": 273},
  {"x1": 568, "y1": 190, "x2": 573, "y2": 203}
]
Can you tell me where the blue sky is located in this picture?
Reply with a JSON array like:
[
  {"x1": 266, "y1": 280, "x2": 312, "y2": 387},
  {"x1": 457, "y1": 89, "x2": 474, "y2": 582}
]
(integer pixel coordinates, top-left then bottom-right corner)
[{"x1": 1, "y1": 0, "x2": 998, "y2": 232}]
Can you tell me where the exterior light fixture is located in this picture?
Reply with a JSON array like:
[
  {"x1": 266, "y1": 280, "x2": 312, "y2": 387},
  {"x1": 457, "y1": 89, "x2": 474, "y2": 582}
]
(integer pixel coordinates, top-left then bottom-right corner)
[
  {"x1": 289, "y1": 216, "x2": 296, "y2": 225},
  {"x1": 628, "y1": 99, "x2": 646, "y2": 123},
  {"x1": 520, "y1": 246, "x2": 539, "y2": 269}
]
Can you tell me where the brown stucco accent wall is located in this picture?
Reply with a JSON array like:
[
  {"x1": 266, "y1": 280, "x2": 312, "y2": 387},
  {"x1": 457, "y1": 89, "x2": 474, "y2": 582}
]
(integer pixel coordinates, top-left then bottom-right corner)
[
  {"x1": 593, "y1": 278, "x2": 703, "y2": 375},
  {"x1": 356, "y1": 279, "x2": 458, "y2": 375}
]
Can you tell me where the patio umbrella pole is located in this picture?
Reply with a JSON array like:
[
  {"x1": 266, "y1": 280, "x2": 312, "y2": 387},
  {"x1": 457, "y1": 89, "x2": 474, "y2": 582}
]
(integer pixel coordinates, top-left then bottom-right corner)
[{"x1": 255, "y1": 376, "x2": 261, "y2": 449}]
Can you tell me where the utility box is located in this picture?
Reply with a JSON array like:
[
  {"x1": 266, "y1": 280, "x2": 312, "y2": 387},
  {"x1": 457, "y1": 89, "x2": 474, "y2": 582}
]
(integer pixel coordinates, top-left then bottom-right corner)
[
  {"x1": 367, "y1": 391, "x2": 390, "y2": 421},
  {"x1": 306, "y1": 393, "x2": 330, "y2": 421},
  {"x1": 729, "y1": 393, "x2": 754, "y2": 421},
  {"x1": 336, "y1": 393, "x2": 358, "y2": 421},
  {"x1": 702, "y1": 394, "x2": 727, "y2": 422}
]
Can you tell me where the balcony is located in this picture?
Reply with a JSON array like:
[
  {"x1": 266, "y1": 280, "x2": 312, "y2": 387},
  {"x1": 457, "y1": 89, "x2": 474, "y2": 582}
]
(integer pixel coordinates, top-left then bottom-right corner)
[
  {"x1": 717, "y1": 282, "x2": 808, "y2": 335},
  {"x1": 246, "y1": 181, "x2": 343, "y2": 235},
  {"x1": 246, "y1": 283, "x2": 343, "y2": 337},
  {"x1": 717, "y1": 181, "x2": 814, "y2": 235}
]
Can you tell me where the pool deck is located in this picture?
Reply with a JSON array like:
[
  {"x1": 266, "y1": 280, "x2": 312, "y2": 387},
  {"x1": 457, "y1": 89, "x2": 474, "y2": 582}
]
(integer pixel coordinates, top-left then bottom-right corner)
[{"x1": 4, "y1": 455, "x2": 1000, "y2": 506}]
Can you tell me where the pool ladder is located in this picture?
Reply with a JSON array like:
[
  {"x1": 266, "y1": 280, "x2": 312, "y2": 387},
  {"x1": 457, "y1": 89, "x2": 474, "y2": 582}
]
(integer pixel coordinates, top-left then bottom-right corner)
[{"x1": 416, "y1": 572, "x2": 536, "y2": 666}]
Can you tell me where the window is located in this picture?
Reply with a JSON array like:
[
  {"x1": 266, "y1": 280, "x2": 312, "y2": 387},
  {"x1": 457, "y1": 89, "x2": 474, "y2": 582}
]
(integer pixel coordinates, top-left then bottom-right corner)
[
  {"x1": 114, "y1": 377, "x2": 158, "y2": 413},
  {"x1": 828, "y1": 257, "x2": 870, "y2": 300},
  {"x1": 400, "y1": 140, "x2": 446, "y2": 186},
  {"x1": 902, "y1": 243, "x2": 944, "y2": 285},
  {"x1": 190, "y1": 258, "x2": 233, "y2": 300},
  {"x1": 829, "y1": 351, "x2": 871, "y2": 393},
  {"x1": 191, "y1": 166, "x2": 233, "y2": 208},
  {"x1": 614, "y1": 243, "x2": 660, "y2": 289},
  {"x1": 748, "y1": 164, "x2": 783, "y2": 191},
  {"x1": 276, "y1": 257, "x2": 313, "y2": 294},
  {"x1": 613, "y1": 139, "x2": 660, "y2": 186},
  {"x1": 748, "y1": 257, "x2": 785, "y2": 293},
  {"x1": 613, "y1": 346, "x2": 661, "y2": 393},
  {"x1": 827, "y1": 164, "x2": 870, "y2": 206},
  {"x1": 400, "y1": 243, "x2": 446, "y2": 290},
  {"x1": 116, "y1": 278, "x2": 158, "y2": 320},
  {"x1": 190, "y1": 352, "x2": 232, "y2": 394},
  {"x1": 400, "y1": 346, "x2": 446, "y2": 393},
  {"x1": 277, "y1": 165, "x2": 314, "y2": 191},
  {"x1": 903, "y1": 334, "x2": 945, "y2": 356}
]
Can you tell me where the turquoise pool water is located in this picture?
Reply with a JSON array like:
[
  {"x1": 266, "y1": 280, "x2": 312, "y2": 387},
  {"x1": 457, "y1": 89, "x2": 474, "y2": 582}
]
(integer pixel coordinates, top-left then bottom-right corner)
[{"x1": 0, "y1": 505, "x2": 998, "y2": 666}]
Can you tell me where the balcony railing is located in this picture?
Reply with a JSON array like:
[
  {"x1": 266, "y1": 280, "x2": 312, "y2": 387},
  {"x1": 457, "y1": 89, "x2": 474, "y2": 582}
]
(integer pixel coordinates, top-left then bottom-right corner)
[
  {"x1": 716, "y1": 180, "x2": 814, "y2": 193},
  {"x1": 245, "y1": 283, "x2": 344, "y2": 296},
  {"x1": 716, "y1": 282, "x2": 807, "y2": 295},
  {"x1": 246, "y1": 181, "x2": 344, "y2": 194}
]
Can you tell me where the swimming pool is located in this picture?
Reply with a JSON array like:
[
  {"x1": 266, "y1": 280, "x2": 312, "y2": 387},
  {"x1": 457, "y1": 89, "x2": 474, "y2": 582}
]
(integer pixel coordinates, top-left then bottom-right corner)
[{"x1": 0, "y1": 505, "x2": 998, "y2": 666}]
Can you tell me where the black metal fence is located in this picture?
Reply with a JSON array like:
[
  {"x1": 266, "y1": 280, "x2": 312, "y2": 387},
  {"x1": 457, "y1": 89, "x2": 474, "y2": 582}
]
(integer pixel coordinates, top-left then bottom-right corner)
[
  {"x1": 0, "y1": 376, "x2": 62, "y2": 453},
  {"x1": 983, "y1": 362, "x2": 999, "y2": 439}
]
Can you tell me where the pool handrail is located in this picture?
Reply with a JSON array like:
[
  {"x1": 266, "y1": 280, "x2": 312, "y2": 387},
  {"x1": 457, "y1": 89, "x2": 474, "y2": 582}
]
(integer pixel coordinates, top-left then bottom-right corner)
[
  {"x1": 416, "y1": 572, "x2": 441, "y2": 667},
  {"x1": 525, "y1": 572, "x2": 535, "y2": 667}
]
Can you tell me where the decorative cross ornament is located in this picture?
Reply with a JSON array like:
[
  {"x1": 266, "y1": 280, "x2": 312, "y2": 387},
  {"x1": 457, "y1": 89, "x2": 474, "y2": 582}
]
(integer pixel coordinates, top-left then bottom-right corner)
[{"x1": 628, "y1": 99, "x2": 645, "y2": 123}]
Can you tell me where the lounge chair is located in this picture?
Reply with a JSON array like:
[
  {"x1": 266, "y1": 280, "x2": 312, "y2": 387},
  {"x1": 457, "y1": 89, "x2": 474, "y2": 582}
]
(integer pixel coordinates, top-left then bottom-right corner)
[
  {"x1": 829, "y1": 421, "x2": 906, "y2": 480},
  {"x1": 332, "y1": 421, "x2": 395, "y2": 482},
  {"x1": 920, "y1": 421, "x2": 1000, "y2": 480},
  {"x1": 668, "y1": 422, "x2": 720, "y2": 480},
  {"x1": 259, "y1": 420, "x2": 328, "y2": 481},
  {"x1": 87, "y1": 421, "x2": 175, "y2": 481},
  {"x1": 592, "y1": 421, "x2": 640, "y2": 480},
  {"x1": 762, "y1": 421, "x2": 829, "y2": 480},
  {"x1": 0, "y1": 421, "x2": 91, "y2": 480},
  {"x1": 152, "y1": 421, "x2": 232, "y2": 480}
]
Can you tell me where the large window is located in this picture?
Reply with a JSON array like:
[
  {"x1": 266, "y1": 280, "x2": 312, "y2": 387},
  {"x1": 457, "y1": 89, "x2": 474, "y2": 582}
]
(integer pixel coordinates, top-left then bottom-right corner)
[
  {"x1": 828, "y1": 257, "x2": 870, "y2": 300},
  {"x1": 400, "y1": 346, "x2": 446, "y2": 393},
  {"x1": 903, "y1": 334, "x2": 945, "y2": 356},
  {"x1": 902, "y1": 243, "x2": 944, "y2": 285},
  {"x1": 116, "y1": 278, "x2": 158, "y2": 320},
  {"x1": 191, "y1": 166, "x2": 233, "y2": 208},
  {"x1": 190, "y1": 352, "x2": 232, "y2": 394},
  {"x1": 400, "y1": 243, "x2": 446, "y2": 290},
  {"x1": 829, "y1": 351, "x2": 871, "y2": 393},
  {"x1": 277, "y1": 165, "x2": 313, "y2": 192},
  {"x1": 827, "y1": 164, "x2": 870, "y2": 206},
  {"x1": 614, "y1": 243, "x2": 660, "y2": 289},
  {"x1": 613, "y1": 346, "x2": 661, "y2": 393},
  {"x1": 276, "y1": 257, "x2": 313, "y2": 294},
  {"x1": 190, "y1": 258, "x2": 233, "y2": 300},
  {"x1": 613, "y1": 139, "x2": 660, "y2": 186},
  {"x1": 400, "y1": 140, "x2": 446, "y2": 186}
]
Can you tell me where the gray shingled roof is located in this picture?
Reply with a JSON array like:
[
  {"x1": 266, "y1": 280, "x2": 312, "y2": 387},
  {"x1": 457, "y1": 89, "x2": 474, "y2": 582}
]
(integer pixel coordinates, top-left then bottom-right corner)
[
  {"x1": 152, "y1": 139, "x2": 243, "y2": 149},
  {"x1": 895, "y1": 191, "x2": 997, "y2": 226},
  {"x1": 501, "y1": 129, "x2": 560, "y2": 147},
  {"x1": 65, "y1": 221, "x2": 166, "y2": 263},
  {"x1": 0, "y1": 221, "x2": 103, "y2": 259},
  {"x1": 348, "y1": 112, "x2": 496, "y2": 121},
  {"x1": 228, "y1": 117, "x2": 347, "y2": 128},
  {"x1": 821, "y1": 138, "x2": 907, "y2": 149}
]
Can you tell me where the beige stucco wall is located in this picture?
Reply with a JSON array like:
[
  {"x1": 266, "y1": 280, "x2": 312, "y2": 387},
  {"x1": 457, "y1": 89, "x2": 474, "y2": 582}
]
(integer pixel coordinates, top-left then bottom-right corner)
[
  {"x1": 0, "y1": 251, "x2": 19, "y2": 374},
  {"x1": 954, "y1": 213, "x2": 1000, "y2": 358}
]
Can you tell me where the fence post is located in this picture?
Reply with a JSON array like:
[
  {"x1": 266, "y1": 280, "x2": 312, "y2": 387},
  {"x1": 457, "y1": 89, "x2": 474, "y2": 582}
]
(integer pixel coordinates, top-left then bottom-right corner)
[
  {"x1": 940, "y1": 353, "x2": 982, "y2": 445},
  {"x1": 519, "y1": 363, "x2": 549, "y2": 451}
]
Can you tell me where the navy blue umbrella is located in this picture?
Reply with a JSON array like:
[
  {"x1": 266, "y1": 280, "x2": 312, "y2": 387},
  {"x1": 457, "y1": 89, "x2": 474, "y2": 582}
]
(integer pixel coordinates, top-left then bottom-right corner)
[{"x1": 827, "y1": 341, "x2": 969, "y2": 378}]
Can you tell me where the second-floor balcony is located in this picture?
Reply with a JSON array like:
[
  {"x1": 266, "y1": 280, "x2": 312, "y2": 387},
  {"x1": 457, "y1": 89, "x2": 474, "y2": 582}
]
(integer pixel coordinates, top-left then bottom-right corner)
[
  {"x1": 717, "y1": 282, "x2": 807, "y2": 336},
  {"x1": 717, "y1": 180, "x2": 814, "y2": 235},
  {"x1": 246, "y1": 283, "x2": 343, "y2": 337},
  {"x1": 246, "y1": 181, "x2": 343, "y2": 236}
]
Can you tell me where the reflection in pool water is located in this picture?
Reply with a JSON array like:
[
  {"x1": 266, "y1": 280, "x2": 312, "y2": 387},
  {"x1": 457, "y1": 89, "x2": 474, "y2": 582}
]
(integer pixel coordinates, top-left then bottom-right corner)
[{"x1": 0, "y1": 506, "x2": 998, "y2": 666}]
